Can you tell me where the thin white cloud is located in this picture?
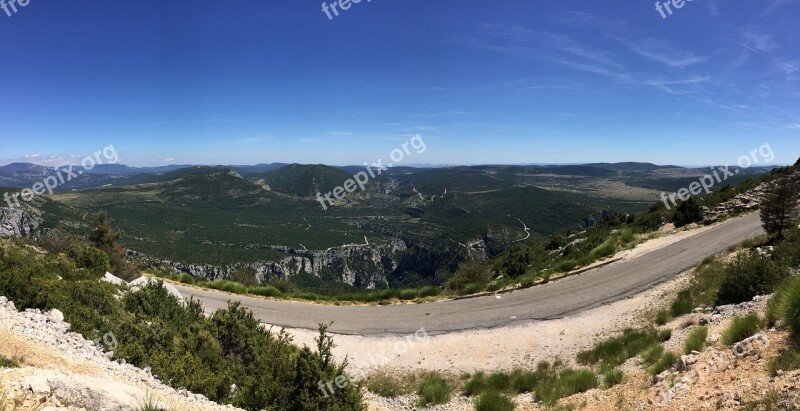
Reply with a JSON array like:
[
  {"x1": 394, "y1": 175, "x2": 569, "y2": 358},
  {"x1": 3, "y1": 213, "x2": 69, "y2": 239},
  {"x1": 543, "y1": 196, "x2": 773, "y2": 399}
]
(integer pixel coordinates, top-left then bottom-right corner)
[
  {"x1": 739, "y1": 29, "x2": 779, "y2": 53},
  {"x1": 616, "y1": 37, "x2": 707, "y2": 68}
]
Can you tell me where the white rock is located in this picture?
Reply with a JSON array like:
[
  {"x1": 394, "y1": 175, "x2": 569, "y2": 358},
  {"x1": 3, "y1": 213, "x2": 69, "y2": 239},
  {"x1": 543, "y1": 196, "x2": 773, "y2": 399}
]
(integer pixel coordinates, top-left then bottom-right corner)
[
  {"x1": 102, "y1": 272, "x2": 127, "y2": 286},
  {"x1": 47, "y1": 309, "x2": 65, "y2": 323}
]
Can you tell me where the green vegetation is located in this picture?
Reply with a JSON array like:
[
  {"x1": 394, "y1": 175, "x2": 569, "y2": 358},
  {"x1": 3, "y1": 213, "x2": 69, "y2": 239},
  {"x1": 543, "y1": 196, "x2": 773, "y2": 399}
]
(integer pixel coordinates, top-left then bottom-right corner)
[
  {"x1": 461, "y1": 363, "x2": 599, "y2": 406},
  {"x1": 417, "y1": 373, "x2": 452, "y2": 406},
  {"x1": 670, "y1": 290, "x2": 694, "y2": 317},
  {"x1": 0, "y1": 356, "x2": 19, "y2": 368},
  {"x1": 722, "y1": 315, "x2": 763, "y2": 345},
  {"x1": 577, "y1": 328, "x2": 665, "y2": 367},
  {"x1": 760, "y1": 175, "x2": 799, "y2": 240},
  {"x1": 365, "y1": 374, "x2": 406, "y2": 398},
  {"x1": 780, "y1": 276, "x2": 800, "y2": 338},
  {"x1": 684, "y1": 327, "x2": 708, "y2": 354},
  {"x1": 716, "y1": 251, "x2": 789, "y2": 306},
  {"x1": 602, "y1": 368, "x2": 624, "y2": 388},
  {"x1": 650, "y1": 351, "x2": 678, "y2": 376},
  {"x1": 0, "y1": 237, "x2": 363, "y2": 411},
  {"x1": 474, "y1": 391, "x2": 516, "y2": 411},
  {"x1": 655, "y1": 310, "x2": 669, "y2": 325}
]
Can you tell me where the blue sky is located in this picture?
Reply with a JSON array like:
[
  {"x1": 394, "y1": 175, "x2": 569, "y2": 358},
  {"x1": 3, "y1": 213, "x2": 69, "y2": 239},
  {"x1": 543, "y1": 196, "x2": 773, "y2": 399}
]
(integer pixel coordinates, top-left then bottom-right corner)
[{"x1": 1, "y1": 0, "x2": 799, "y2": 167}]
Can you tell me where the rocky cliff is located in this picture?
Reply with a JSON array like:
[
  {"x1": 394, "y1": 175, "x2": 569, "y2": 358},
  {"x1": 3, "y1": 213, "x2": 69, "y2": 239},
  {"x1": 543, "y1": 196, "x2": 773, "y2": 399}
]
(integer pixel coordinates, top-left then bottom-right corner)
[
  {"x1": 0, "y1": 207, "x2": 40, "y2": 237},
  {"x1": 140, "y1": 238, "x2": 409, "y2": 288}
]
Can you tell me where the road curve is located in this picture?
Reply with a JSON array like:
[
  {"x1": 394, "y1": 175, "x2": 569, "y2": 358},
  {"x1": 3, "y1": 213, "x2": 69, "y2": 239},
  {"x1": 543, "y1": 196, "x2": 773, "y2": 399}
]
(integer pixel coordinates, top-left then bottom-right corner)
[{"x1": 173, "y1": 213, "x2": 764, "y2": 336}]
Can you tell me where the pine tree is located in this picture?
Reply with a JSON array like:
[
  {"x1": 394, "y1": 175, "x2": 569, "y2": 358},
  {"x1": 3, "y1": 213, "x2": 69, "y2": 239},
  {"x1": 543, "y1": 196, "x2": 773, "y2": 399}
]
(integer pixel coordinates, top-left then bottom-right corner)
[
  {"x1": 89, "y1": 211, "x2": 139, "y2": 280},
  {"x1": 760, "y1": 176, "x2": 799, "y2": 240}
]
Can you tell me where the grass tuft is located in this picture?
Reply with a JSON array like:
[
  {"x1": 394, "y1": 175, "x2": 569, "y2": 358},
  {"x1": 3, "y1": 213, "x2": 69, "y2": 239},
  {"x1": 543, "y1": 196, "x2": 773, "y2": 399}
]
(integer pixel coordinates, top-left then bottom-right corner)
[{"x1": 722, "y1": 314, "x2": 762, "y2": 345}]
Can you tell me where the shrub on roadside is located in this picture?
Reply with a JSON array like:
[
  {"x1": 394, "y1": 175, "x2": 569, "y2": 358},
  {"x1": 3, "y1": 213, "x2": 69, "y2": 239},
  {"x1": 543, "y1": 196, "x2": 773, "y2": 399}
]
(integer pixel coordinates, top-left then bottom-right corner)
[
  {"x1": 417, "y1": 373, "x2": 452, "y2": 406},
  {"x1": 671, "y1": 290, "x2": 693, "y2": 317},
  {"x1": 716, "y1": 251, "x2": 789, "y2": 306}
]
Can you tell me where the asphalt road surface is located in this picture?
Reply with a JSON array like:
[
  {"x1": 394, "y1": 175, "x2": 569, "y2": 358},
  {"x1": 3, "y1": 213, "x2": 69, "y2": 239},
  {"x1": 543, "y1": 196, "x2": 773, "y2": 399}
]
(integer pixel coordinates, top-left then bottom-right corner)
[{"x1": 172, "y1": 213, "x2": 765, "y2": 336}]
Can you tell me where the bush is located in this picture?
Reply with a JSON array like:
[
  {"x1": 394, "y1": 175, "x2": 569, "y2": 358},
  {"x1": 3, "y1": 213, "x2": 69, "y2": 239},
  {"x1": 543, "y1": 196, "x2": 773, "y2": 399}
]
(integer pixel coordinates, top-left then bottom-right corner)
[
  {"x1": 474, "y1": 392, "x2": 516, "y2": 411},
  {"x1": 463, "y1": 373, "x2": 487, "y2": 397},
  {"x1": 684, "y1": 327, "x2": 708, "y2": 354},
  {"x1": 722, "y1": 314, "x2": 762, "y2": 345},
  {"x1": 655, "y1": 310, "x2": 670, "y2": 325},
  {"x1": 417, "y1": 373, "x2": 451, "y2": 406},
  {"x1": 509, "y1": 371, "x2": 536, "y2": 394},
  {"x1": 366, "y1": 374, "x2": 405, "y2": 398},
  {"x1": 445, "y1": 262, "x2": 492, "y2": 292},
  {"x1": 66, "y1": 243, "x2": 110, "y2": 275},
  {"x1": 671, "y1": 290, "x2": 693, "y2": 317},
  {"x1": 716, "y1": 252, "x2": 789, "y2": 306},
  {"x1": 768, "y1": 347, "x2": 800, "y2": 375},
  {"x1": 781, "y1": 277, "x2": 800, "y2": 339},
  {"x1": 461, "y1": 283, "x2": 486, "y2": 295},
  {"x1": 641, "y1": 344, "x2": 665, "y2": 366},
  {"x1": 650, "y1": 351, "x2": 677, "y2": 375},
  {"x1": 672, "y1": 198, "x2": 703, "y2": 228},
  {"x1": 247, "y1": 286, "x2": 283, "y2": 298},
  {"x1": 577, "y1": 329, "x2": 662, "y2": 367},
  {"x1": 0, "y1": 356, "x2": 19, "y2": 368},
  {"x1": 602, "y1": 368, "x2": 624, "y2": 388}
]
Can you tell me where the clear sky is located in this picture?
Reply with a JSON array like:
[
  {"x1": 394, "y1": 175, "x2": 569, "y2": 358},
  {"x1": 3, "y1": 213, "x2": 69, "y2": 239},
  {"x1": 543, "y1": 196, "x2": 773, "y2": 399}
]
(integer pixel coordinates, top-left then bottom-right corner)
[{"x1": 1, "y1": 0, "x2": 798, "y2": 167}]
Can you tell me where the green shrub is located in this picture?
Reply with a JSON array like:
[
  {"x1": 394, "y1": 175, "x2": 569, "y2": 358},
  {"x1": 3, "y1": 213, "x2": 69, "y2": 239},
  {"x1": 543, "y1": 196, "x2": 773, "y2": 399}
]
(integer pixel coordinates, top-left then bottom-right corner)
[
  {"x1": 602, "y1": 368, "x2": 624, "y2": 388},
  {"x1": 641, "y1": 344, "x2": 665, "y2": 366},
  {"x1": 207, "y1": 280, "x2": 248, "y2": 295},
  {"x1": 509, "y1": 371, "x2": 536, "y2": 394},
  {"x1": 485, "y1": 372, "x2": 511, "y2": 392},
  {"x1": 722, "y1": 314, "x2": 762, "y2": 346},
  {"x1": 178, "y1": 273, "x2": 196, "y2": 284},
  {"x1": 246, "y1": 285, "x2": 283, "y2": 298},
  {"x1": 781, "y1": 277, "x2": 800, "y2": 338},
  {"x1": 66, "y1": 243, "x2": 110, "y2": 276},
  {"x1": 462, "y1": 283, "x2": 486, "y2": 295},
  {"x1": 650, "y1": 351, "x2": 677, "y2": 375},
  {"x1": 716, "y1": 252, "x2": 789, "y2": 305},
  {"x1": 768, "y1": 347, "x2": 800, "y2": 375},
  {"x1": 684, "y1": 327, "x2": 708, "y2": 354},
  {"x1": 0, "y1": 356, "x2": 19, "y2": 368},
  {"x1": 474, "y1": 391, "x2": 516, "y2": 411},
  {"x1": 671, "y1": 290, "x2": 694, "y2": 317},
  {"x1": 655, "y1": 310, "x2": 670, "y2": 325},
  {"x1": 445, "y1": 262, "x2": 492, "y2": 292},
  {"x1": 417, "y1": 373, "x2": 452, "y2": 406},
  {"x1": 556, "y1": 369, "x2": 597, "y2": 397},
  {"x1": 590, "y1": 242, "x2": 616, "y2": 260},
  {"x1": 577, "y1": 329, "x2": 661, "y2": 367},
  {"x1": 366, "y1": 374, "x2": 405, "y2": 398},
  {"x1": 464, "y1": 372, "x2": 487, "y2": 397}
]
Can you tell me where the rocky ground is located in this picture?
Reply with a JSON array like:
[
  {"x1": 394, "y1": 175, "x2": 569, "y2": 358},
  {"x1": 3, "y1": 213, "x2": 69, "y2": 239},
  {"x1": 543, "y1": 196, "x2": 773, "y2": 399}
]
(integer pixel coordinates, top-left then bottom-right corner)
[
  {"x1": 0, "y1": 296, "x2": 243, "y2": 411},
  {"x1": 363, "y1": 294, "x2": 800, "y2": 411}
]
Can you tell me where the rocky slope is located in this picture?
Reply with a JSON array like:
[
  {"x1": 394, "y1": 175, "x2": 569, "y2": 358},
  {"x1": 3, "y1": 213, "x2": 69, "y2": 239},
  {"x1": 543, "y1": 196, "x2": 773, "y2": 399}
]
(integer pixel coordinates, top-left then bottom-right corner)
[
  {"x1": 0, "y1": 207, "x2": 39, "y2": 238},
  {"x1": 0, "y1": 296, "x2": 243, "y2": 411}
]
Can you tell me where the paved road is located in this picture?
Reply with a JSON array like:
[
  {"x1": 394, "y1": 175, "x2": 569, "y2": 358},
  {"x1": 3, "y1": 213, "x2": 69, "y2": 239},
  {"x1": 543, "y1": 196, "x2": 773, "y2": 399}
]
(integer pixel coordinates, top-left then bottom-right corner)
[{"x1": 173, "y1": 213, "x2": 764, "y2": 336}]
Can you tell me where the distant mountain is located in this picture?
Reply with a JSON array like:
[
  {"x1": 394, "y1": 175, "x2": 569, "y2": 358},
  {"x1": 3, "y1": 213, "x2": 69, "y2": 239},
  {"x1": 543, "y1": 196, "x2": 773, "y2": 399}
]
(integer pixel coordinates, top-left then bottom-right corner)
[
  {"x1": 232, "y1": 163, "x2": 290, "y2": 175},
  {"x1": 260, "y1": 164, "x2": 352, "y2": 197},
  {"x1": 584, "y1": 162, "x2": 680, "y2": 171}
]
